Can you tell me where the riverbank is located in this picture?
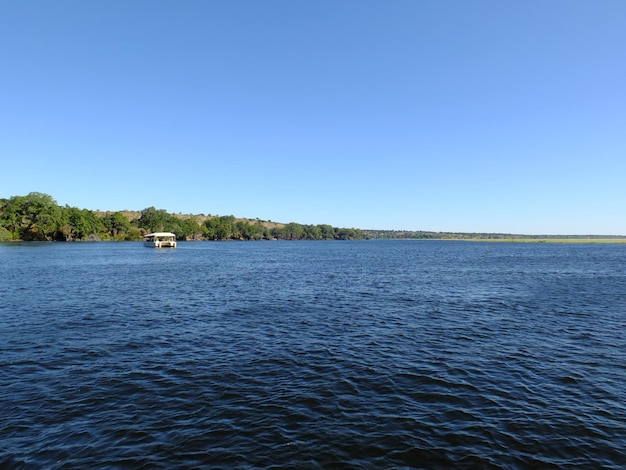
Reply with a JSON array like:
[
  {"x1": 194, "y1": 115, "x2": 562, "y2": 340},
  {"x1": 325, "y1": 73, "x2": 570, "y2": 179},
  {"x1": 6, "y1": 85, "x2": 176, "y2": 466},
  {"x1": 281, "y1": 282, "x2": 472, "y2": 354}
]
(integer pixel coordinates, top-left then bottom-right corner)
[{"x1": 469, "y1": 238, "x2": 626, "y2": 244}]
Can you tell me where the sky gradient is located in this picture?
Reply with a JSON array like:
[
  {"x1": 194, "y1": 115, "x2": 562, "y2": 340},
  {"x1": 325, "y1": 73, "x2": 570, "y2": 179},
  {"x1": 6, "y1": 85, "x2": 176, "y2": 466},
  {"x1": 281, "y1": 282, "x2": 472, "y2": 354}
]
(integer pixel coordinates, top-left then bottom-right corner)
[{"x1": 2, "y1": 1, "x2": 625, "y2": 234}]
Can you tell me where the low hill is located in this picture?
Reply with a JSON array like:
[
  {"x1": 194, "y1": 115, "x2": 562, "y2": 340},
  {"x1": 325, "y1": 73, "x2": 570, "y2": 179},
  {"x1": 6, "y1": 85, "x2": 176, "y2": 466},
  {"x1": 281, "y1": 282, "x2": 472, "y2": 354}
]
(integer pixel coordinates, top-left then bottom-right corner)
[{"x1": 95, "y1": 211, "x2": 286, "y2": 230}]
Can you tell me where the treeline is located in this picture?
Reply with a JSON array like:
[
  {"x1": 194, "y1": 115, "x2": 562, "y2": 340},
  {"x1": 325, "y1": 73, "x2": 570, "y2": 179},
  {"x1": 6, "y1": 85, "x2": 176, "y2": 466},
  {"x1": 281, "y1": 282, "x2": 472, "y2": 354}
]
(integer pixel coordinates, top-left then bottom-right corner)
[
  {"x1": 0, "y1": 193, "x2": 365, "y2": 242},
  {"x1": 362, "y1": 230, "x2": 514, "y2": 239},
  {"x1": 362, "y1": 230, "x2": 444, "y2": 239},
  {"x1": 362, "y1": 229, "x2": 626, "y2": 240}
]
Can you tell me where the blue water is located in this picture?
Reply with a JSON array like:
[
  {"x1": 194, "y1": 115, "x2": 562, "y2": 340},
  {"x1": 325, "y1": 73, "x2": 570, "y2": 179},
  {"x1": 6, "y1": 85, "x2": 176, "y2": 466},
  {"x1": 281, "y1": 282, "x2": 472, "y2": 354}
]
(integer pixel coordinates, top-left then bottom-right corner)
[{"x1": 1, "y1": 240, "x2": 625, "y2": 468}]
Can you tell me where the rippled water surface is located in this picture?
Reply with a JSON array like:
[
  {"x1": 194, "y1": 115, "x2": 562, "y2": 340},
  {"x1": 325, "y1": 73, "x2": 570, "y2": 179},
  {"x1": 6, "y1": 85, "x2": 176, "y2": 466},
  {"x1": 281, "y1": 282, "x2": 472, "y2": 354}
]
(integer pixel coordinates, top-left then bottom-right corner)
[{"x1": 1, "y1": 240, "x2": 625, "y2": 468}]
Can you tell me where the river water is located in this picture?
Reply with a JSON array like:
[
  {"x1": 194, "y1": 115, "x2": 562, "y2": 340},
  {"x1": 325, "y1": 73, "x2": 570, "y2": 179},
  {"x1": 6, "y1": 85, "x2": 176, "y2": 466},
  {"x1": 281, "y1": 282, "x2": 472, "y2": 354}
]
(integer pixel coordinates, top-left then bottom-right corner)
[{"x1": 1, "y1": 240, "x2": 625, "y2": 468}]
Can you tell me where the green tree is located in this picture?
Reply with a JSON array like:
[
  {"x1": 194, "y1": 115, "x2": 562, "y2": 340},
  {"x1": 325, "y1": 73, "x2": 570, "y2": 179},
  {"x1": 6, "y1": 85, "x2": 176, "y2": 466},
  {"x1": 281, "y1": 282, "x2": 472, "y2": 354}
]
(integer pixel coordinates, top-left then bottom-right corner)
[
  {"x1": 318, "y1": 224, "x2": 335, "y2": 240},
  {"x1": 0, "y1": 197, "x2": 21, "y2": 239},
  {"x1": 173, "y1": 217, "x2": 202, "y2": 240},
  {"x1": 235, "y1": 220, "x2": 261, "y2": 240},
  {"x1": 204, "y1": 216, "x2": 235, "y2": 240},
  {"x1": 124, "y1": 227, "x2": 144, "y2": 241},
  {"x1": 254, "y1": 220, "x2": 270, "y2": 240},
  {"x1": 3, "y1": 192, "x2": 64, "y2": 240},
  {"x1": 335, "y1": 228, "x2": 364, "y2": 240},
  {"x1": 203, "y1": 218, "x2": 219, "y2": 240},
  {"x1": 62, "y1": 207, "x2": 104, "y2": 240},
  {"x1": 304, "y1": 225, "x2": 322, "y2": 240},
  {"x1": 282, "y1": 222, "x2": 305, "y2": 240},
  {"x1": 102, "y1": 212, "x2": 131, "y2": 239},
  {"x1": 0, "y1": 226, "x2": 13, "y2": 242},
  {"x1": 136, "y1": 207, "x2": 177, "y2": 233}
]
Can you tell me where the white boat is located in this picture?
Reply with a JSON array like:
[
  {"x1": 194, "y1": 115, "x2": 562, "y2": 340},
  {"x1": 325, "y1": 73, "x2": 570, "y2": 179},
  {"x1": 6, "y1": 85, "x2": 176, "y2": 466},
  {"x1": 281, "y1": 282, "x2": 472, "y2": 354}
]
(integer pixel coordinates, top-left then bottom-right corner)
[{"x1": 144, "y1": 232, "x2": 177, "y2": 248}]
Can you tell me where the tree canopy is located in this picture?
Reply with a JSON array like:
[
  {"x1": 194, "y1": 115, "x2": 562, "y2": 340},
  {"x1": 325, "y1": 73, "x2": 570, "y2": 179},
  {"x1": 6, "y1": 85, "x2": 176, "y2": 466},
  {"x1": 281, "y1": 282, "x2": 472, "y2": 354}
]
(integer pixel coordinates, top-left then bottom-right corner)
[{"x1": 0, "y1": 193, "x2": 366, "y2": 242}]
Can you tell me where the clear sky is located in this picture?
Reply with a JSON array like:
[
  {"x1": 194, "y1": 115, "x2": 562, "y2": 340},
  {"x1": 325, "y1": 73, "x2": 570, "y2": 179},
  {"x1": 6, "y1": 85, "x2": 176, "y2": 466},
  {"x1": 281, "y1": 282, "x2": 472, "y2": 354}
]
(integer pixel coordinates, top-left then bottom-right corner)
[{"x1": 2, "y1": 1, "x2": 625, "y2": 234}]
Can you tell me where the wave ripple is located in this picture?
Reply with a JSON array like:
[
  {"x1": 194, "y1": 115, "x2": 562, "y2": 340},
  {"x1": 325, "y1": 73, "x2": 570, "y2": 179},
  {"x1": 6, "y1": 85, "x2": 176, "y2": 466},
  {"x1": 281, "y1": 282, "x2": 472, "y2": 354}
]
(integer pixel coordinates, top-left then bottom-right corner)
[{"x1": 1, "y1": 241, "x2": 625, "y2": 468}]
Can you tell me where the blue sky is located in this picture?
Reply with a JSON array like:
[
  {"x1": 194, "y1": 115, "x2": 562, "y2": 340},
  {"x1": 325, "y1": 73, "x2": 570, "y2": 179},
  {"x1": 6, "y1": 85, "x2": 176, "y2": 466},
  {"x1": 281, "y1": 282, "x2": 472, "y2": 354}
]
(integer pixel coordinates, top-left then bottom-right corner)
[{"x1": 2, "y1": 1, "x2": 625, "y2": 234}]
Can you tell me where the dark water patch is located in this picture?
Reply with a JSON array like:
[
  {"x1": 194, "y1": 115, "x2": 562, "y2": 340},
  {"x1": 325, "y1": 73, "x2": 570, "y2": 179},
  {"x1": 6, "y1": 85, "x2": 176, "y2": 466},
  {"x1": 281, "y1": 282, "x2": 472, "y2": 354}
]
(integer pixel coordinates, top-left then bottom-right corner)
[{"x1": 1, "y1": 241, "x2": 626, "y2": 468}]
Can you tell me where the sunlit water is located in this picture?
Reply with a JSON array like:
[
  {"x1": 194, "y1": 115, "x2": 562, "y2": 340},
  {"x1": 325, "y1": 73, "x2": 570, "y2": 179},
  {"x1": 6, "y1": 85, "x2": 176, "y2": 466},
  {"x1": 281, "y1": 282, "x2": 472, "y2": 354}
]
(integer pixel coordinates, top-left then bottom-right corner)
[{"x1": 1, "y1": 240, "x2": 625, "y2": 468}]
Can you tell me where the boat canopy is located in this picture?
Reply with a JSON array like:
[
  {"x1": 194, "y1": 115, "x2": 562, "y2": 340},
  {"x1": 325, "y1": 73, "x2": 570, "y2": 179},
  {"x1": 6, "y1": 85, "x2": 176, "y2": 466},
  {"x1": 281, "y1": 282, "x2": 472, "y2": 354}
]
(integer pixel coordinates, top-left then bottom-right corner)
[{"x1": 144, "y1": 232, "x2": 177, "y2": 238}]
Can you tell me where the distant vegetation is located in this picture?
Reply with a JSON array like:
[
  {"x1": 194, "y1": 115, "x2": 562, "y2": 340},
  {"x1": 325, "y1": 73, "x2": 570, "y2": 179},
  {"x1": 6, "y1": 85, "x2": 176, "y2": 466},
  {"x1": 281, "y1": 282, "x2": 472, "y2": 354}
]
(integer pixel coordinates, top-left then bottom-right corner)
[
  {"x1": 361, "y1": 229, "x2": 626, "y2": 242},
  {"x1": 2, "y1": 193, "x2": 624, "y2": 243},
  {"x1": 0, "y1": 192, "x2": 365, "y2": 242}
]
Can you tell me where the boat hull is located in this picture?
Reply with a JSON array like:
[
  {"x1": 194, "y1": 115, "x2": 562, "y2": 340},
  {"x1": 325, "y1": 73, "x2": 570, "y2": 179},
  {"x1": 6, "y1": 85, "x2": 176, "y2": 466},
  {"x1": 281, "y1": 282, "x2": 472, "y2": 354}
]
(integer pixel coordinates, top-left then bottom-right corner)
[{"x1": 144, "y1": 240, "x2": 177, "y2": 248}]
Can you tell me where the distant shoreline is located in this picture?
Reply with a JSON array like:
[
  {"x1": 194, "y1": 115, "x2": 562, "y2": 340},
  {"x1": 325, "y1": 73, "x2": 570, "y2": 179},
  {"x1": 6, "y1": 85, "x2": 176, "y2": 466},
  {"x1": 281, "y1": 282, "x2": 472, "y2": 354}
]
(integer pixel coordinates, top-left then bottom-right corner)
[
  {"x1": 3, "y1": 238, "x2": 626, "y2": 244},
  {"x1": 361, "y1": 229, "x2": 626, "y2": 242},
  {"x1": 2, "y1": 193, "x2": 625, "y2": 243},
  {"x1": 468, "y1": 238, "x2": 626, "y2": 244},
  {"x1": 364, "y1": 238, "x2": 626, "y2": 244}
]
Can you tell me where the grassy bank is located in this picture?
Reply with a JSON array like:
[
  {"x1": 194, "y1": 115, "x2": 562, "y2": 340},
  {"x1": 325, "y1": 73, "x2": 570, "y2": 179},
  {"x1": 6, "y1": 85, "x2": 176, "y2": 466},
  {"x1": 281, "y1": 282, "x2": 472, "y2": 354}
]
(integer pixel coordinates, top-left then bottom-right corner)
[{"x1": 472, "y1": 238, "x2": 626, "y2": 244}]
